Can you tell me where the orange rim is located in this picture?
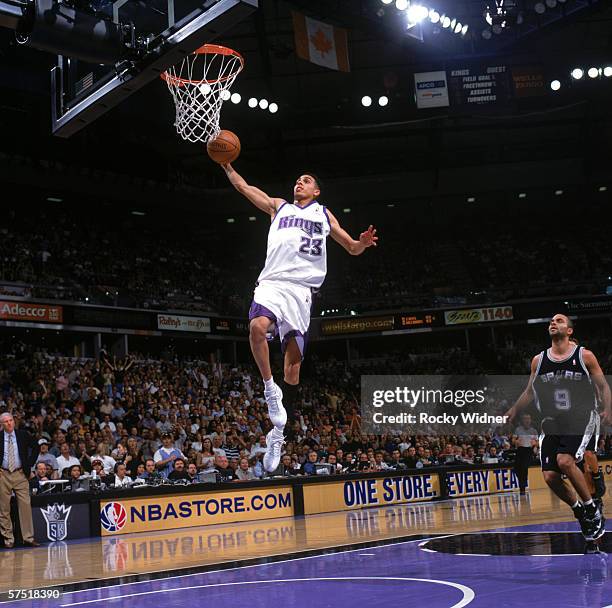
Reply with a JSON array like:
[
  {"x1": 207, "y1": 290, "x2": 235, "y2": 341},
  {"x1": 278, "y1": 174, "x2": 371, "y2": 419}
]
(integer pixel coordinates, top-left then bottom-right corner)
[{"x1": 160, "y1": 44, "x2": 244, "y2": 87}]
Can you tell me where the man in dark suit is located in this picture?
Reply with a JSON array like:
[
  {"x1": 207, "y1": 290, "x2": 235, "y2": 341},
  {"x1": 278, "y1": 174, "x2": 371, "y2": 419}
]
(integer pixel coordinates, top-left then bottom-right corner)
[{"x1": 0, "y1": 412, "x2": 39, "y2": 547}]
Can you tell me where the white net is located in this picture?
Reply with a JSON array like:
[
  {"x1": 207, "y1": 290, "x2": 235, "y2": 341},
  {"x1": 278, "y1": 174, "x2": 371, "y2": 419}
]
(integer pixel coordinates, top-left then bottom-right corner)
[{"x1": 162, "y1": 46, "x2": 243, "y2": 144}]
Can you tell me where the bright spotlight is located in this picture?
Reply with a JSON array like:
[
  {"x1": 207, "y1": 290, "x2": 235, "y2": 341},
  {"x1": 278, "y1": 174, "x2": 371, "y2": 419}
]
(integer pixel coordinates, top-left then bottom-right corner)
[
  {"x1": 588, "y1": 67, "x2": 599, "y2": 79},
  {"x1": 571, "y1": 68, "x2": 583, "y2": 80},
  {"x1": 378, "y1": 95, "x2": 389, "y2": 106},
  {"x1": 454, "y1": 22, "x2": 462, "y2": 33},
  {"x1": 269, "y1": 102, "x2": 278, "y2": 113},
  {"x1": 407, "y1": 4, "x2": 428, "y2": 23},
  {"x1": 550, "y1": 79, "x2": 561, "y2": 91},
  {"x1": 450, "y1": 18, "x2": 456, "y2": 29},
  {"x1": 395, "y1": 0, "x2": 408, "y2": 10},
  {"x1": 518, "y1": 192, "x2": 527, "y2": 199},
  {"x1": 231, "y1": 92, "x2": 241, "y2": 104},
  {"x1": 604, "y1": 66, "x2": 612, "y2": 77},
  {"x1": 248, "y1": 97, "x2": 258, "y2": 108},
  {"x1": 554, "y1": 190, "x2": 564, "y2": 196},
  {"x1": 442, "y1": 16, "x2": 451, "y2": 27},
  {"x1": 381, "y1": 0, "x2": 393, "y2": 4},
  {"x1": 461, "y1": 24, "x2": 469, "y2": 35},
  {"x1": 219, "y1": 89, "x2": 231, "y2": 101},
  {"x1": 259, "y1": 98, "x2": 269, "y2": 109},
  {"x1": 199, "y1": 83, "x2": 212, "y2": 95},
  {"x1": 361, "y1": 95, "x2": 372, "y2": 107},
  {"x1": 429, "y1": 9, "x2": 440, "y2": 23}
]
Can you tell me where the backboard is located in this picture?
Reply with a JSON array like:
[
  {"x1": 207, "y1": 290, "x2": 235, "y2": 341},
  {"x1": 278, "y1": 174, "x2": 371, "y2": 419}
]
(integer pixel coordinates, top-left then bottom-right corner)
[{"x1": 50, "y1": 0, "x2": 257, "y2": 137}]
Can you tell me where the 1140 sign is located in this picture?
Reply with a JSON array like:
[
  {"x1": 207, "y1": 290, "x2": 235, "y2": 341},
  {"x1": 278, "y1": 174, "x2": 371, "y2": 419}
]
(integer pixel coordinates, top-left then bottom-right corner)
[{"x1": 444, "y1": 306, "x2": 513, "y2": 326}]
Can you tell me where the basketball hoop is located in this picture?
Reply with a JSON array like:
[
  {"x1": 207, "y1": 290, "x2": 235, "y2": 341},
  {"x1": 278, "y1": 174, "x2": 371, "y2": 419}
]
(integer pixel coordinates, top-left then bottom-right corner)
[{"x1": 161, "y1": 44, "x2": 244, "y2": 144}]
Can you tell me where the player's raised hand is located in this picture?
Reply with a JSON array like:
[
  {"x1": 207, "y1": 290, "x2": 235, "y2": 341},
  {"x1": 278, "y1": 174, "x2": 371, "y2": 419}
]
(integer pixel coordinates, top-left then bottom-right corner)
[{"x1": 359, "y1": 225, "x2": 378, "y2": 248}]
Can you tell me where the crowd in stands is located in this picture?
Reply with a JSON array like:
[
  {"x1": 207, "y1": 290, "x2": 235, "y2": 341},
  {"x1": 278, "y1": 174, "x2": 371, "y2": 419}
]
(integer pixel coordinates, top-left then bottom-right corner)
[
  {"x1": 1, "y1": 202, "x2": 610, "y2": 316},
  {"x1": 0, "y1": 340, "x2": 609, "y2": 491}
]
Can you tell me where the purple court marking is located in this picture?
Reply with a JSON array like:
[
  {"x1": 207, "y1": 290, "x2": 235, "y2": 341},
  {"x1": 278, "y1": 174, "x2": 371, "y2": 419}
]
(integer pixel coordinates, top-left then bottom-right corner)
[{"x1": 4, "y1": 521, "x2": 611, "y2": 608}]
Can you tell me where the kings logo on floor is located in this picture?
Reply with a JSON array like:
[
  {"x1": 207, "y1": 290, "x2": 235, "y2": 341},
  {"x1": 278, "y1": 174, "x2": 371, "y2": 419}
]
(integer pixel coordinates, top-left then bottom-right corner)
[
  {"x1": 101, "y1": 502, "x2": 127, "y2": 533},
  {"x1": 41, "y1": 503, "x2": 72, "y2": 541}
]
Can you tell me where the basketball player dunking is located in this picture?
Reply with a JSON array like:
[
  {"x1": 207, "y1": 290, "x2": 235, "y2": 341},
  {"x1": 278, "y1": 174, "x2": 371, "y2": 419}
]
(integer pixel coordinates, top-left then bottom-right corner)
[
  {"x1": 507, "y1": 314, "x2": 612, "y2": 544},
  {"x1": 222, "y1": 164, "x2": 378, "y2": 471}
]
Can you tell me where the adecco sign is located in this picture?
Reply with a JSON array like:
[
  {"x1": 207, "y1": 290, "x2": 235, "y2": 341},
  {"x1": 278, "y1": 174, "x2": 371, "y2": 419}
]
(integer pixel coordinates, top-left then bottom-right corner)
[{"x1": 0, "y1": 301, "x2": 63, "y2": 323}]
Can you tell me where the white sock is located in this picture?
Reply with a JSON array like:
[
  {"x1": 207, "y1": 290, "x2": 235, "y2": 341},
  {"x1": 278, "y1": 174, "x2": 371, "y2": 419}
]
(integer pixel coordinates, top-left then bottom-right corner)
[
  {"x1": 571, "y1": 500, "x2": 581, "y2": 510},
  {"x1": 584, "y1": 499, "x2": 594, "y2": 507},
  {"x1": 264, "y1": 377, "x2": 275, "y2": 391}
]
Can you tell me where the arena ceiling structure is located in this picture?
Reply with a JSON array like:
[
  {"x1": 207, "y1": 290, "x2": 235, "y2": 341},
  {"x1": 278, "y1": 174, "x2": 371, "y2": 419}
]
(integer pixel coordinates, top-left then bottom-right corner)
[{"x1": 0, "y1": 0, "x2": 611, "y2": 216}]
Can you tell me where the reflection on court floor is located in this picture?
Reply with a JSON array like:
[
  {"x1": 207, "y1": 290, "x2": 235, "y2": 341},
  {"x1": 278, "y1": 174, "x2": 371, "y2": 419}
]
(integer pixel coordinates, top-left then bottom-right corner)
[{"x1": 0, "y1": 488, "x2": 610, "y2": 608}]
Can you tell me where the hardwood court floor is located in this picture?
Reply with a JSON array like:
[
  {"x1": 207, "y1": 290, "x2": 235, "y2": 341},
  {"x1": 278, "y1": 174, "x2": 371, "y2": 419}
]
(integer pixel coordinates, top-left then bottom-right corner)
[{"x1": 1, "y1": 488, "x2": 609, "y2": 592}]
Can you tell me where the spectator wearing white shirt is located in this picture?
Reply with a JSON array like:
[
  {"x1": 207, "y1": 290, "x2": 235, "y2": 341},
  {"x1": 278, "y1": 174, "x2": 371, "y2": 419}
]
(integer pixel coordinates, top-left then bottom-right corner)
[
  {"x1": 100, "y1": 415, "x2": 116, "y2": 433},
  {"x1": 112, "y1": 463, "x2": 132, "y2": 487},
  {"x1": 250, "y1": 435, "x2": 267, "y2": 458},
  {"x1": 56, "y1": 443, "x2": 80, "y2": 476},
  {"x1": 90, "y1": 443, "x2": 116, "y2": 474}
]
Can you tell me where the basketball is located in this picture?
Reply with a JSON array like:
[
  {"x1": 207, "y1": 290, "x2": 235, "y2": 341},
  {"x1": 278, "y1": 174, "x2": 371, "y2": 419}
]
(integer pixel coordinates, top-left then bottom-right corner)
[{"x1": 207, "y1": 130, "x2": 241, "y2": 164}]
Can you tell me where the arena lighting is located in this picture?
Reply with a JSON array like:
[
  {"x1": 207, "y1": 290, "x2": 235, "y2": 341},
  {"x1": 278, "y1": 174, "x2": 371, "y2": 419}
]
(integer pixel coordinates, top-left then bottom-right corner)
[
  {"x1": 406, "y1": 4, "x2": 428, "y2": 24},
  {"x1": 131, "y1": 211, "x2": 146, "y2": 216},
  {"x1": 268, "y1": 102, "x2": 278, "y2": 113},
  {"x1": 555, "y1": 190, "x2": 564, "y2": 195},
  {"x1": 231, "y1": 92, "x2": 241, "y2": 104},
  {"x1": 382, "y1": 0, "x2": 394, "y2": 4},
  {"x1": 361, "y1": 95, "x2": 372, "y2": 107},
  {"x1": 467, "y1": 196, "x2": 476, "y2": 202},
  {"x1": 248, "y1": 97, "x2": 258, "y2": 108},
  {"x1": 378, "y1": 95, "x2": 389, "y2": 106},
  {"x1": 518, "y1": 192, "x2": 527, "y2": 199},
  {"x1": 588, "y1": 67, "x2": 599, "y2": 78},
  {"x1": 599, "y1": 186, "x2": 608, "y2": 192},
  {"x1": 46, "y1": 196, "x2": 62, "y2": 202},
  {"x1": 396, "y1": 0, "x2": 409, "y2": 10},
  {"x1": 343, "y1": 208, "x2": 351, "y2": 213},
  {"x1": 259, "y1": 98, "x2": 269, "y2": 110},
  {"x1": 571, "y1": 68, "x2": 583, "y2": 80},
  {"x1": 220, "y1": 89, "x2": 231, "y2": 101},
  {"x1": 534, "y1": 2, "x2": 546, "y2": 14},
  {"x1": 454, "y1": 22, "x2": 462, "y2": 33},
  {"x1": 429, "y1": 9, "x2": 440, "y2": 22},
  {"x1": 550, "y1": 79, "x2": 561, "y2": 91},
  {"x1": 442, "y1": 16, "x2": 451, "y2": 27},
  {"x1": 227, "y1": 218, "x2": 235, "y2": 223},
  {"x1": 604, "y1": 66, "x2": 612, "y2": 77},
  {"x1": 461, "y1": 24, "x2": 469, "y2": 35},
  {"x1": 248, "y1": 216, "x2": 256, "y2": 221}
]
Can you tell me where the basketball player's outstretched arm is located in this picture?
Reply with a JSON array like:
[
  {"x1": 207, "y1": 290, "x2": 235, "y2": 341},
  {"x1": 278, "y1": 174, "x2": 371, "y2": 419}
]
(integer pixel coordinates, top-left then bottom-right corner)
[
  {"x1": 505, "y1": 355, "x2": 539, "y2": 421},
  {"x1": 221, "y1": 163, "x2": 284, "y2": 217},
  {"x1": 326, "y1": 209, "x2": 378, "y2": 255},
  {"x1": 582, "y1": 350, "x2": 612, "y2": 425}
]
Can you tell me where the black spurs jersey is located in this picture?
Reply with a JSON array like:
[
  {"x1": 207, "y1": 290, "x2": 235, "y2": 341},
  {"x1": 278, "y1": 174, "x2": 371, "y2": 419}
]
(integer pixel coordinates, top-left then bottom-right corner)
[{"x1": 532, "y1": 345, "x2": 598, "y2": 423}]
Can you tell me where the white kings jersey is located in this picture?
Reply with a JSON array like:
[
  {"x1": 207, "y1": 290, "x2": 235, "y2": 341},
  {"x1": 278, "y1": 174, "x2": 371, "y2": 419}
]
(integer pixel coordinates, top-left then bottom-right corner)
[{"x1": 257, "y1": 200, "x2": 331, "y2": 289}]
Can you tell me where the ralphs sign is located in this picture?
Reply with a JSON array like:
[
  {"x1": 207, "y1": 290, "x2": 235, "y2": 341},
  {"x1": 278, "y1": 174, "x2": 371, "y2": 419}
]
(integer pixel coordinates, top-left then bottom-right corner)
[
  {"x1": 157, "y1": 314, "x2": 211, "y2": 333},
  {"x1": 100, "y1": 487, "x2": 293, "y2": 535},
  {"x1": 0, "y1": 301, "x2": 63, "y2": 323}
]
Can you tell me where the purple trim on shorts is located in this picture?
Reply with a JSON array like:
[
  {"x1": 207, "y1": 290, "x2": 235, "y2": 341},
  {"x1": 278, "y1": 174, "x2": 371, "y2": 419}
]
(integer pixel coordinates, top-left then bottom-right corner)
[
  {"x1": 281, "y1": 330, "x2": 308, "y2": 360},
  {"x1": 248, "y1": 301, "x2": 278, "y2": 342}
]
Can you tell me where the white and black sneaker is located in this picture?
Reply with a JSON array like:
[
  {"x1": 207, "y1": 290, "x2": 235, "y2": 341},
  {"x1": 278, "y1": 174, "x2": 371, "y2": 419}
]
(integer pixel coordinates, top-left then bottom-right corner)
[
  {"x1": 583, "y1": 502, "x2": 606, "y2": 542},
  {"x1": 264, "y1": 382, "x2": 287, "y2": 429},
  {"x1": 263, "y1": 427, "x2": 285, "y2": 473}
]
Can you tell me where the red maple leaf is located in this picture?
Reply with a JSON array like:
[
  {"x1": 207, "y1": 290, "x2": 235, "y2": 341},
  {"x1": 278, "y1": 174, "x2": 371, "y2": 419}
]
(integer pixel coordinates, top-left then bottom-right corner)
[{"x1": 310, "y1": 28, "x2": 333, "y2": 56}]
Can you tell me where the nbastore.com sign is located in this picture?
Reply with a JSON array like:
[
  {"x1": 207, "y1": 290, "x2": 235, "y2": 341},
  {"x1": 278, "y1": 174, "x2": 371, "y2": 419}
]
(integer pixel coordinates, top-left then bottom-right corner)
[
  {"x1": 444, "y1": 306, "x2": 513, "y2": 326},
  {"x1": 0, "y1": 301, "x2": 63, "y2": 323}
]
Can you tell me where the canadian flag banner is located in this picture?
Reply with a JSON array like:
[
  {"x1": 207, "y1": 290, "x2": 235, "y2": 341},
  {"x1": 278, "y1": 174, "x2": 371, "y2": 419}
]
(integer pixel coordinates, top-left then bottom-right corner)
[{"x1": 292, "y1": 11, "x2": 350, "y2": 72}]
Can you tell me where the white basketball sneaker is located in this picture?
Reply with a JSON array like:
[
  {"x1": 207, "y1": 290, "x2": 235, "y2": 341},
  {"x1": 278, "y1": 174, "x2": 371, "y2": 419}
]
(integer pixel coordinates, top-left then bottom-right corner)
[
  {"x1": 263, "y1": 427, "x2": 285, "y2": 473},
  {"x1": 264, "y1": 382, "x2": 287, "y2": 429}
]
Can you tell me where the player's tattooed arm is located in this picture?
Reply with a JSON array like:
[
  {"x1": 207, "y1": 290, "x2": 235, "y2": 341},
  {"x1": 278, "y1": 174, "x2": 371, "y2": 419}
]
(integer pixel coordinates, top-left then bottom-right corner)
[
  {"x1": 221, "y1": 163, "x2": 283, "y2": 217},
  {"x1": 327, "y1": 209, "x2": 378, "y2": 255},
  {"x1": 582, "y1": 350, "x2": 612, "y2": 425},
  {"x1": 505, "y1": 355, "x2": 539, "y2": 421}
]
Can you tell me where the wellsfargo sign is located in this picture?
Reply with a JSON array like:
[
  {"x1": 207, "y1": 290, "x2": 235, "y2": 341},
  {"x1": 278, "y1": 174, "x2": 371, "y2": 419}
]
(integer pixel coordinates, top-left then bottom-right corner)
[{"x1": 0, "y1": 301, "x2": 63, "y2": 323}]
